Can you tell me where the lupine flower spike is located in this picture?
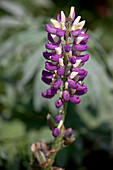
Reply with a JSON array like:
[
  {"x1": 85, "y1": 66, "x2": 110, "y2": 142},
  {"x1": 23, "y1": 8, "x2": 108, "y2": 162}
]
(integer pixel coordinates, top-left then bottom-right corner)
[
  {"x1": 31, "y1": 7, "x2": 89, "y2": 169},
  {"x1": 41, "y1": 6, "x2": 89, "y2": 108}
]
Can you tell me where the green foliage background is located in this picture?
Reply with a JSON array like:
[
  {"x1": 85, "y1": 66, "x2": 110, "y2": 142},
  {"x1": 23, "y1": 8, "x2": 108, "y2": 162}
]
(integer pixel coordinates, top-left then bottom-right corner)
[{"x1": 0, "y1": 0, "x2": 113, "y2": 169}]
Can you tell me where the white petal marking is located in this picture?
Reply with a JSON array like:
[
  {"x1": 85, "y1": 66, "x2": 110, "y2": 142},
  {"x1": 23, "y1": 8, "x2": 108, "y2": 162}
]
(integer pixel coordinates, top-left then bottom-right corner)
[
  {"x1": 76, "y1": 37, "x2": 84, "y2": 44},
  {"x1": 50, "y1": 19, "x2": 61, "y2": 28},
  {"x1": 69, "y1": 6, "x2": 75, "y2": 19},
  {"x1": 61, "y1": 11, "x2": 66, "y2": 22}
]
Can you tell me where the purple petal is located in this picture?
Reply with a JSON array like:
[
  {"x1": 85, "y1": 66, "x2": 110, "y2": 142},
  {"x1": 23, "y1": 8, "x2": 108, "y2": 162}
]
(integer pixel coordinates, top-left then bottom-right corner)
[
  {"x1": 55, "y1": 99, "x2": 63, "y2": 108},
  {"x1": 70, "y1": 95, "x2": 81, "y2": 104},
  {"x1": 80, "y1": 33, "x2": 89, "y2": 41},
  {"x1": 55, "y1": 115, "x2": 62, "y2": 123},
  {"x1": 64, "y1": 45, "x2": 71, "y2": 52},
  {"x1": 42, "y1": 70, "x2": 53, "y2": 79},
  {"x1": 69, "y1": 57, "x2": 76, "y2": 64},
  {"x1": 68, "y1": 79, "x2": 78, "y2": 89},
  {"x1": 74, "y1": 44, "x2": 87, "y2": 52},
  {"x1": 46, "y1": 24, "x2": 57, "y2": 34},
  {"x1": 72, "y1": 10, "x2": 75, "y2": 21},
  {"x1": 46, "y1": 88, "x2": 57, "y2": 96},
  {"x1": 52, "y1": 128, "x2": 59, "y2": 138},
  {"x1": 80, "y1": 40, "x2": 88, "y2": 45},
  {"x1": 41, "y1": 91, "x2": 54, "y2": 99},
  {"x1": 64, "y1": 128, "x2": 73, "y2": 138},
  {"x1": 75, "y1": 88, "x2": 87, "y2": 95},
  {"x1": 43, "y1": 52, "x2": 53, "y2": 60},
  {"x1": 57, "y1": 14, "x2": 61, "y2": 22},
  {"x1": 79, "y1": 71, "x2": 88, "y2": 81},
  {"x1": 76, "y1": 84, "x2": 87, "y2": 91},
  {"x1": 76, "y1": 54, "x2": 89, "y2": 62},
  {"x1": 73, "y1": 68, "x2": 86, "y2": 75},
  {"x1": 57, "y1": 67, "x2": 65, "y2": 76},
  {"x1": 51, "y1": 55, "x2": 61, "y2": 62},
  {"x1": 41, "y1": 76, "x2": 52, "y2": 85},
  {"x1": 53, "y1": 79, "x2": 62, "y2": 89},
  {"x1": 71, "y1": 29, "x2": 81, "y2": 37},
  {"x1": 45, "y1": 62, "x2": 57, "y2": 71},
  {"x1": 56, "y1": 29, "x2": 65, "y2": 37},
  {"x1": 48, "y1": 33, "x2": 55, "y2": 43},
  {"x1": 62, "y1": 90, "x2": 70, "y2": 102},
  {"x1": 45, "y1": 43, "x2": 59, "y2": 50}
]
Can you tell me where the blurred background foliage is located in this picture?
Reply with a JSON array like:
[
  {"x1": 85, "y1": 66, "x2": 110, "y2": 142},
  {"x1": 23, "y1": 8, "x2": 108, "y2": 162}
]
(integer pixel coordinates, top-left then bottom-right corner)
[{"x1": 0, "y1": 0, "x2": 113, "y2": 169}]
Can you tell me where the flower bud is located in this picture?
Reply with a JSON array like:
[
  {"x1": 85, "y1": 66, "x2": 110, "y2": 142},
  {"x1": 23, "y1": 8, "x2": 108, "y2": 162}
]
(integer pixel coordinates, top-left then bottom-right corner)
[
  {"x1": 62, "y1": 90, "x2": 70, "y2": 102},
  {"x1": 64, "y1": 128, "x2": 73, "y2": 138},
  {"x1": 52, "y1": 128, "x2": 59, "y2": 138},
  {"x1": 55, "y1": 99, "x2": 63, "y2": 108},
  {"x1": 36, "y1": 151, "x2": 47, "y2": 164},
  {"x1": 70, "y1": 95, "x2": 81, "y2": 104},
  {"x1": 47, "y1": 114, "x2": 56, "y2": 130},
  {"x1": 64, "y1": 45, "x2": 71, "y2": 52},
  {"x1": 55, "y1": 115, "x2": 62, "y2": 123}
]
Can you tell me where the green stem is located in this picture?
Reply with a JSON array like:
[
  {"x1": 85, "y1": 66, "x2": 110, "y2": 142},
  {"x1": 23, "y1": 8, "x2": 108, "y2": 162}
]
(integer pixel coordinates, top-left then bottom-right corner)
[{"x1": 45, "y1": 25, "x2": 70, "y2": 170}]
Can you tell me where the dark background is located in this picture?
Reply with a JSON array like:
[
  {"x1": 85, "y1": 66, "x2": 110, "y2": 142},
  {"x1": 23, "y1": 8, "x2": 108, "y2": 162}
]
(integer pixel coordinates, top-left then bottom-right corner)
[{"x1": 0, "y1": 0, "x2": 113, "y2": 169}]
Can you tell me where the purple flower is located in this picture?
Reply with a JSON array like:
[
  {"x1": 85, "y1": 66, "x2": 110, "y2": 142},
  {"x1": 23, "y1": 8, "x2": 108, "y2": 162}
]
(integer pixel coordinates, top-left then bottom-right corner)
[
  {"x1": 41, "y1": 76, "x2": 52, "y2": 85},
  {"x1": 64, "y1": 45, "x2": 71, "y2": 52},
  {"x1": 68, "y1": 79, "x2": 78, "y2": 89},
  {"x1": 75, "y1": 88, "x2": 87, "y2": 96},
  {"x1": 45, "y1": 62, "x2": 57, "y2": 71},
  {"x1": 46, "y1": 24, "x2": 57, "y2": 34},
  {"x1": 71, "y1": 29, "x2": 81, "y2": 37},
  {"x1": 56, "y1": 29, "x2": 65, "y2": 37},
  {"x1": 74, "y1": 44, "x2": 87, "y2": 52},
  {"x1": 43, "y1": 51, "x2": 53, "y2": 60},
  {"x1": 45, "y1": 43, "x2": 59, "y2": 50},
  {"x1": 42, "y1": 70, "x2": 54, "y2": 78},
  {"x1": 55, "y1": 115, "x2": 62, "y2": 123},
  {"x1": 52, "y1": 128, "x2": 59, "y2": 138},
  {"x1": 42, "y1": 6, "x2": 89, "y2": 109},
  {"x1": 55, "y1": 99, "x2": 63, "y2": 108},
  {"x1": 57, "y1": 67, "x2": 65, "y2": 76},
  {"x1": 52, "y1": 79, "x2": 62, "y2": 89},
  {"x1": 46, "y1": 88, "x2": 57, "y2": 96},
  {"x1": 41, "y1": 92, "x2": 54, "y2": 99},
  {"x1": 70, "y1": 95, "x2": 81, "y2": 104},
  {"x1": 76, "y1": 84, "x2": 87, "y2": 91},
  {"x1": 51, "y1": 55, "x2": 61, "y2": 62}
]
